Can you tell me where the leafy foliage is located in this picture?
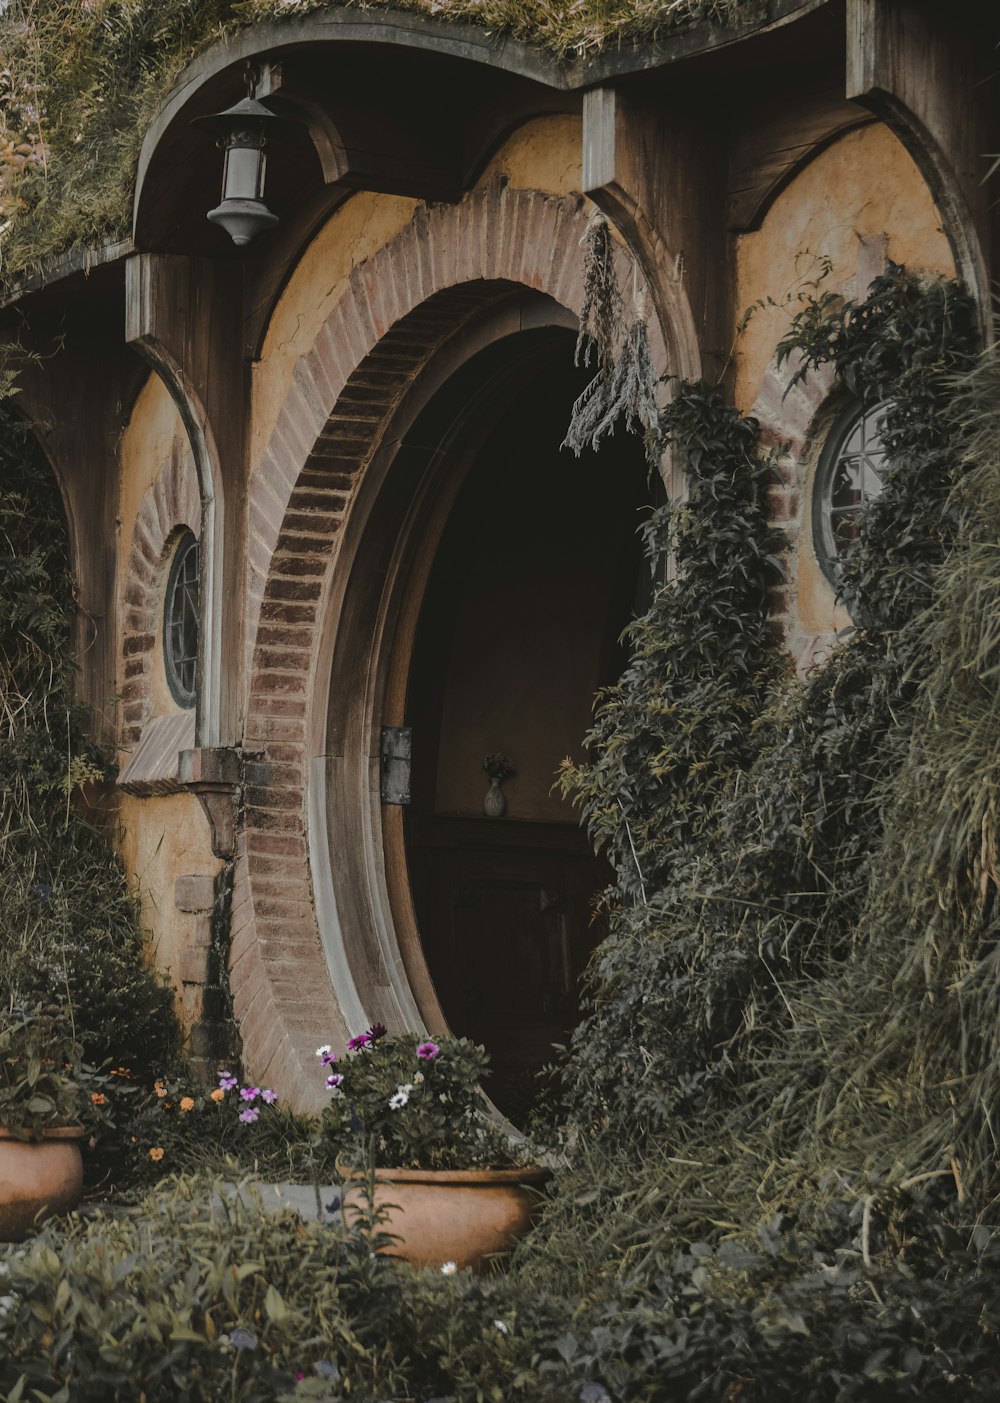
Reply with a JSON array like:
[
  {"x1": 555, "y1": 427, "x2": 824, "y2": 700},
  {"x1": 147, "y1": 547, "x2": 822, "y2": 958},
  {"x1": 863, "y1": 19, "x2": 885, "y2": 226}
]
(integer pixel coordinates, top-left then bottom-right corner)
[
  {"x1": 556, "y1": 267, "x2": 979, "y2": 1155},
  {"x1": 319, "y1": 1030, "x2": 521, "y2": 1170},
  {"x1": 556, "y1": 376, "x2": 784, "y2": 1125},
  {"x1": 0, "y1": 408, "x2": 179, "y2": 1090}
]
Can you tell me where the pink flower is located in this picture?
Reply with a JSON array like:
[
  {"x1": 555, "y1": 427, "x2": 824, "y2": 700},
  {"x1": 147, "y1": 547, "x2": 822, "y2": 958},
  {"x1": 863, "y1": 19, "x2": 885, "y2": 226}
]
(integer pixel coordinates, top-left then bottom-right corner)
[
  {"x1": 218, "y1": 1072, "x2": 238, "y2": 1091},
  {"x1": 261, "y1": 1088, "x2": 278, "y2": 1104},
  {"x1": 240, "y1": 1087, "x2": 260, "y2": 1102},
  {"x1": 320, "y1": 1051, "x2": 337, "y2": 1067},
  {"x1": 346, "y1": 1033, "x2": 371, "y2": 1051},
  {"x1": 239, "y1": 1107, "x2": 259, "y2": 1123},
  {"x1": 416, "y1": 1041, "x2": 440, "y2": 1060},
  {"x1": 326, "y1": 1073, "x2": 344, "y2": 1090}
]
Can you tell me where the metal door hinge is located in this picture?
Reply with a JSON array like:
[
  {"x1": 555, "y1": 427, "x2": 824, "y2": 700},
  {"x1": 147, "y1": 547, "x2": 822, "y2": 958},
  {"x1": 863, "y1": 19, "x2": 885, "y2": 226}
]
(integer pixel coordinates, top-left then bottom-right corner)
[{"x1": 380, "y1": 726, "x2": 412, "y2": 805}]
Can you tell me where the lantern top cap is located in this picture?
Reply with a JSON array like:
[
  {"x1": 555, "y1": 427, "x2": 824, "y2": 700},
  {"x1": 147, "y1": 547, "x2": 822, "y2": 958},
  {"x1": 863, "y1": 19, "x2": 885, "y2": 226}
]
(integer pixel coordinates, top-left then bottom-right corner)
[{"x1": 191, "y1": 95, "x2": 300, "y2": 135}]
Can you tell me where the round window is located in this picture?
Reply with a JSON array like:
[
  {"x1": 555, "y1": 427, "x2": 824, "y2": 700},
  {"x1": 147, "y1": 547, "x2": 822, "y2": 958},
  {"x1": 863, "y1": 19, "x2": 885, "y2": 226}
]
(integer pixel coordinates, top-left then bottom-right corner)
[
  {"x1": 163, "y1": 531, "x2": 200, "y2": 708},
  {"x1": 813, "y1": 400, "x2": 892, "y2": 584}
]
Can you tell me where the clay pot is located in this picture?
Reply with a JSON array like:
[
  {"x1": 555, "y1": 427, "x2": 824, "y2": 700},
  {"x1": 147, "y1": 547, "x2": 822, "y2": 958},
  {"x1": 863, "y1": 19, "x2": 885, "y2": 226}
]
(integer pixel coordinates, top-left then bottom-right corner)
[
  {"x1": 341, "y1": 1164, "x2": 549, "y2": 1271},
  {"x1": 0, "y1": 1125, "x2": 85, "y2": 1242}
]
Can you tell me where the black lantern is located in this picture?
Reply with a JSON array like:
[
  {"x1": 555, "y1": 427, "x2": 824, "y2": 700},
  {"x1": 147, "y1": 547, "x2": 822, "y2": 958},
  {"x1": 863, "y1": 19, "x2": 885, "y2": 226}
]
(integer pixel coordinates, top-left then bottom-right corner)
[{"x1": 193, "y1": 91, "x2": 292, "y2": 246}]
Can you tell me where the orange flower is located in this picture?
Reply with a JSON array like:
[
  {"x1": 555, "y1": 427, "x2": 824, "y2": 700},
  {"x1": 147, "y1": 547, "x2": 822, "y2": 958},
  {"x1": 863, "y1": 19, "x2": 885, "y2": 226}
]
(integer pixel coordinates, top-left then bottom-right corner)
[
  {"x1": 154, "y1": 1081, "x2": 167, "y2": 1098},
  {"x1": 90, "y1": 1092, "x2": 106, "y2": 1106},
  {"x1": 210, "y1": 1088, "x2": 225, "y2": 1103},
  {"x1": 148, "y1": 1147, "x2": 165, "y2": 1162},
  {"x1": 179, "y1": 1096, "x2": 195, "y2": 1112}
]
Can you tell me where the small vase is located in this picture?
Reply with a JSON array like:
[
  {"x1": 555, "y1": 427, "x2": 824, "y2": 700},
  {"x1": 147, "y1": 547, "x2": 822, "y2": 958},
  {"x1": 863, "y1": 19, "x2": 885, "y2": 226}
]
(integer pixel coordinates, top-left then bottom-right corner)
[{"x1": 483, "y1": 778, "x2": 506, "y2": 818}]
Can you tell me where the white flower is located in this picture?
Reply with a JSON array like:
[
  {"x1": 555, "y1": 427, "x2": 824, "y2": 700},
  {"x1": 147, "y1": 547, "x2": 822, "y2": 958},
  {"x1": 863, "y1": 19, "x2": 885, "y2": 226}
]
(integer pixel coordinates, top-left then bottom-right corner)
[
  {"x1": 412, "y1": 1072, "x2": 424, "y2": 1085},
  {"x1": 388, "y1": 1087, "x2": 410, "y2": 1110},
  {"x1": 315, "y1": 1044, "x2": 331, "y2": 1059},
  {"x1": 440, "y1": 1260, "x2": 457, "y2": 1275},
  {"x1": 493, "y1": 1319, "x2": 509, "y2": 1334}
]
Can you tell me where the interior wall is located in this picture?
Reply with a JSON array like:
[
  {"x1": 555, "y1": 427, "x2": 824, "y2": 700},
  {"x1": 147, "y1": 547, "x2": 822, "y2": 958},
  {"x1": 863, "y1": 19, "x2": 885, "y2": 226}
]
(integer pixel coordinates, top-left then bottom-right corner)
[{"x1": 408, "y1": 353, "x2": 647, "y2": 823}]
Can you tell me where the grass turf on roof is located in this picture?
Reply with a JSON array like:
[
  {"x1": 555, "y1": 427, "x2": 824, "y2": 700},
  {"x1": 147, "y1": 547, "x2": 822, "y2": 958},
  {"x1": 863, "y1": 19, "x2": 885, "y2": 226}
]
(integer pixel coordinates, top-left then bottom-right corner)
[{"x1": 0, "y1": 0, "x2": 765, "y2": 288}]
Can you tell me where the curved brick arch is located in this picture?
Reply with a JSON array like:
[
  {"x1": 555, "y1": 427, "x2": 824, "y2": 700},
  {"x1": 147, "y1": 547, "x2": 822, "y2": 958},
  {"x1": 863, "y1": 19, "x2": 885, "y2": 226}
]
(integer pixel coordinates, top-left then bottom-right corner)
[
  {"x1": 231, "y1": 184, "x2": 677, "y2": 1101},
  {"x1": 752, "y1": 351, "x2": 839, "y2": 674},
  {"x1": 120, "y1": 433, "x2": 201, "y2": 747}
]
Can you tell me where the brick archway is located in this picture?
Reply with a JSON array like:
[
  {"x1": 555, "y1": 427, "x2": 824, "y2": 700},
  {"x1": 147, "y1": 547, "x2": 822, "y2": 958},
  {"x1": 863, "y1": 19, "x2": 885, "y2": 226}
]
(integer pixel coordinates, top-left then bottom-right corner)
[
  {"x1": 231, "y1": 183, "x2": 678, "y2": 1102},
  {"x1": 120, "y1": 430, "x2": 201, "y2": 748}
]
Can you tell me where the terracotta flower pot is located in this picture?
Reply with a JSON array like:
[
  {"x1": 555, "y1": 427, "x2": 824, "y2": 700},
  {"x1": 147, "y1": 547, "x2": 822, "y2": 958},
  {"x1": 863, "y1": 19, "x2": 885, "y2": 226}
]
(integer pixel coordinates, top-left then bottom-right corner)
[
  {"x1": 341, "y1": 1164, "x2": 549, "y2": 1271},
  {"x1": 0, "y1": 1125, "x2": 85, "y2": 1242}
]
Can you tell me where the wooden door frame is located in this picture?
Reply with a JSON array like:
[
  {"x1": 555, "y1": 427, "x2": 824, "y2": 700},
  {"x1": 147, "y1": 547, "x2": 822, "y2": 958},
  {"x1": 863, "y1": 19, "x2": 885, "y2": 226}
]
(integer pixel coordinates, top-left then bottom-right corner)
[{"x1": 310, "y1": 297, "x2": 578, "y2": 1038}]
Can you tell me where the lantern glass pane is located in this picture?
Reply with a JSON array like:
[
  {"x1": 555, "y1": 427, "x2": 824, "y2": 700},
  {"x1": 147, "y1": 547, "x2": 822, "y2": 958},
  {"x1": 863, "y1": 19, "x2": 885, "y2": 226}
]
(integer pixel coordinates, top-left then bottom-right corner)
[{"x1": 223, "y1": 144, "x2": 265, "y2": 201}]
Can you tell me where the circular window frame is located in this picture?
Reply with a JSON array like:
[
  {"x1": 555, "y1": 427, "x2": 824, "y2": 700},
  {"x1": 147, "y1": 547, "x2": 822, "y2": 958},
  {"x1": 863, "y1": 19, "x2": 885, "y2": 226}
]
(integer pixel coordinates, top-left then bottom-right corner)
[
  {"x1": 812, "y1": 398, "x2": 893, "y2": 587},
  {"x1": 163, "y1": 530, "x2": 200, "y2": 709}
]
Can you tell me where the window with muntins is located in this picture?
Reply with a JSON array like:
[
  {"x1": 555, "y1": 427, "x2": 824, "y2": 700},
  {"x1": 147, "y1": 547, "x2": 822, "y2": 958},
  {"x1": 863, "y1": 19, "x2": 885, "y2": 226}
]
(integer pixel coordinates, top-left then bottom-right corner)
[
  {"x1": 164, "y1": 531, "x2": 200, "y2": 708},
  {"x1": 813, "y1": 400, "x2": 892, "y2": 584}
]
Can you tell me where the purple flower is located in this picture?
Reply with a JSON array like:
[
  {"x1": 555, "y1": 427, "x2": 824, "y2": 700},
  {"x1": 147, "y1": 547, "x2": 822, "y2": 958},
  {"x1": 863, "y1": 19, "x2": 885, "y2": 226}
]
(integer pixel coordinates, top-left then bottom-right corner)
[
  {"x1": 346, "y1": 1033, "x2": 371, "y2": 1051},
  {"x1": 320, "y1": 1050, "x2": 337, "y2": 1067},
  {"x1": 261, "y1": 1088, "x2": 278, "y2": 1104},
  {"x1": 240, "y1": 1086, "x2": 260, "y2": 1102},
  {"x1": 326, "y1": 1073, "x2": 344, "y2": 1090},
  {"x1": 239, "y1": 1107, "x2": 259, "y2": 1123},
  {"x1": 218, "y1": 1072, "x2": 238, "y2": 1091},
  {"x1": 416, "y1": 1041, "x2": 441, "y2": 1061},
  {"x1": 367, "y1": 1023, "x2": 387, "y2": 1042}
]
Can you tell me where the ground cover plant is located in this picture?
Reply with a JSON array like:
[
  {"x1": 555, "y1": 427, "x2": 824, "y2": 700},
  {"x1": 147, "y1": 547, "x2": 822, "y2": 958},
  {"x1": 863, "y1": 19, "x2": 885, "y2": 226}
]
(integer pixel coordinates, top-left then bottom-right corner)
[
  {"x1": 5, "y1": 263, "x2": 1000, "y2": 1399},
  {"x1": 0, "y1": 0, "x2": 763, "y2": 284}
]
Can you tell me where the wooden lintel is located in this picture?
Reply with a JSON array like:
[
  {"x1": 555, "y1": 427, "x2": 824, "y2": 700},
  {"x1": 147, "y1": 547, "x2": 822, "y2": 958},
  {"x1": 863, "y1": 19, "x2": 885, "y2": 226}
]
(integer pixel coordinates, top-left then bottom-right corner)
[
  {"x1": 727, "y1": 89, "x2": 875, "y2": 232},
  {"x1": 582, "y1": 85, "x2": 727, "y2": 381},
  {"x1": 846, "y1": 0, "x2": 994, "y2": 327}
]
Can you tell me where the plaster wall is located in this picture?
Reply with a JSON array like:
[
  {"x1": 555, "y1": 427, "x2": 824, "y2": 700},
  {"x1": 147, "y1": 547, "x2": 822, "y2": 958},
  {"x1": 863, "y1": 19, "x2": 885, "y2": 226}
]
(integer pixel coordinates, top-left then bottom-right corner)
[
  {"x1": 116, "y1": 791, "x2": 218, "y2": 992},
  {"x1": 473, "y1": 113, "x2": 581, "y2": 197},
  {"x1": 734, "y1": 123, "x2": 956, "y2": 647}
]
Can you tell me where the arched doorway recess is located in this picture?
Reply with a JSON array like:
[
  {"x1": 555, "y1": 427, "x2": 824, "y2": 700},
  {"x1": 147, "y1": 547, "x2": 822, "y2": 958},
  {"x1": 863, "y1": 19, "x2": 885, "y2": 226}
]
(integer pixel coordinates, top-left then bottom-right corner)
[
  {"x1": 322, "y1": 313, "x2": 648, "y2": 1119},
  {"x1": 234, "y1": 183, "x2": 695, "y2": 1104}
]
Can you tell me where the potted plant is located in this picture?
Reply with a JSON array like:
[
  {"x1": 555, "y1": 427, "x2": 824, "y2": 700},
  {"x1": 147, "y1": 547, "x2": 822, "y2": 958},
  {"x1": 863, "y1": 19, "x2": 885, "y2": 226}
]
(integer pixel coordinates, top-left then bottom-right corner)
[
  {"x1": 0, "y1": 1004, "x2": 89, "y2": 1241},
  {"x1": 319, "y1": 1027, "x2": 548, "y2": 1270}
]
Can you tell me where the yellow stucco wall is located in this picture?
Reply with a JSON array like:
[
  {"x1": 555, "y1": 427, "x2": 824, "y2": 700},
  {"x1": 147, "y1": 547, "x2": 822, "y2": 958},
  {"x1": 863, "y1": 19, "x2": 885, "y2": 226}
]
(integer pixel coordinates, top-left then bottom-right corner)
[
  {"x1": 735, "y1": 123, "x2": 955, "y2": 411},
  {"x1": 474, "y1": 113, "x2": 581, "y2": 197},
  {"x1": 735, "y1": 123, "x2": 956, "y2": 643},
  {"x1": 116, "y1": 791, "x2": 218, "y2": 990}
]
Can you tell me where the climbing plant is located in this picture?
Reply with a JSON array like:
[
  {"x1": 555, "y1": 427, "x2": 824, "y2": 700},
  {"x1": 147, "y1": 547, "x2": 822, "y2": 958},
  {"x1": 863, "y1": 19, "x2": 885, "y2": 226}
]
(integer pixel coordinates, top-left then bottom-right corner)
[
  {"x1": 0, "y1": 407, "x2": 179, "y2": 1077},
  {"x1": 558, "y1": 265, "x2": 980, "y2": 1168}
]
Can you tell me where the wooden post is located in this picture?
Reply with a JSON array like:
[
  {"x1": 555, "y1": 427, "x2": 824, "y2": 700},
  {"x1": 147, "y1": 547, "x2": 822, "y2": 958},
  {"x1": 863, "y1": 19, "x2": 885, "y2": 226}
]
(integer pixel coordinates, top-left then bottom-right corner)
[{"x1": 846, "y1": 0, "x2": 995, "y2": 331}]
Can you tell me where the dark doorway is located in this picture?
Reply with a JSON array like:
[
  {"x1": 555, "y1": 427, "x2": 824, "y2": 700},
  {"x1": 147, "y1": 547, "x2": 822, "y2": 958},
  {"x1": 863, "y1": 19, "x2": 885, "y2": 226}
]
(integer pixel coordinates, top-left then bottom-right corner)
[{"x1": 404, "y1": 335, "x2": 648, "y2": 1121}]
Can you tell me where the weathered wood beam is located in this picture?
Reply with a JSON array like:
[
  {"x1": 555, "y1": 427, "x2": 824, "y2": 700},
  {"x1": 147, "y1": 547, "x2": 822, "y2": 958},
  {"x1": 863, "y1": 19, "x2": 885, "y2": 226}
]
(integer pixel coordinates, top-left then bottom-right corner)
[
  {"x1": 582, "y1": 85, "x2": 726, "y2": 384},
  {"x1": 846, "y1": 0, "x2": 995, "y2": 327},
  {"x1": 727, "y1": 86, "x2": 874, "y2": 232}
]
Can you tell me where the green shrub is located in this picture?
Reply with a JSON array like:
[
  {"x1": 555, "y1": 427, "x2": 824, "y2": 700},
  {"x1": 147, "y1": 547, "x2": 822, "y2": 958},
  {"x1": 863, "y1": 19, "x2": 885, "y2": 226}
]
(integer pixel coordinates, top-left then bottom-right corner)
[{"x1": 0, "y1": 408, "x2": 181, "y2": 1089}]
